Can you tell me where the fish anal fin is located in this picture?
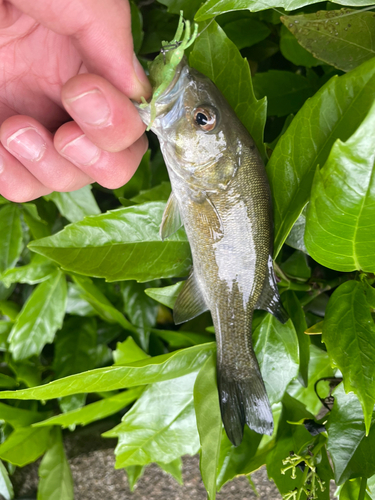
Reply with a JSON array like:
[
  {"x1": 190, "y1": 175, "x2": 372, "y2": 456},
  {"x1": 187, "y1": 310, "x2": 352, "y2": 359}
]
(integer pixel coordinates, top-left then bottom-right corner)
[
  {"x1": 173, "y1": 269, "x2": 208, "y2": 324},
  {"x1": 256, "y1": 256, "x2": 288, "y2": 324},
  {"x1": 160, "y1": 192, "x2": 182, "y2": 241}
]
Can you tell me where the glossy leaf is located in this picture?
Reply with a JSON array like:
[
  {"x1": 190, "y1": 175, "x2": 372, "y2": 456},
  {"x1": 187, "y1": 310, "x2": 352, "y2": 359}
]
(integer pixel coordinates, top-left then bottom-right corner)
[
  {"x1": 194, "y1": 353, "x2": 221, "y2": 500},
  {"x1": 103, "y1": 372, "x2": 200, "y2": 467},
  {"x1": 44, "y1": 185, "x2": 100, "y2": 223},
  {"x1": 282, "y1": 9, "x2": 375, "y2": 72},
  {"x1": 0, "y1": 402, "x2": 48, "y2": 428},
  {"x1": 283, "y1": 290, "x2": 310, "y2": 386},
  {"x1": 339, "y1": 477, "x2": 372, "y2": 500},
  {"x1": 0, "y1": 374, "x2": 17, "y2": 389},
  {"x1": 0, "y1": 204, "x2": 23, "y2": 274},
  {"x1": 327, "y1": 384, "x2": 375, "y2": 485},
  {"x1": 53, "y1": 317, "x2": 97, "y2": 379},
  {"x1": 121, "y1": 281, "x2": 159, "y2": 350},
  {"x1": 189, "y1": 20, "x2": 267, "y2": 160},
  {"x1": 126, "y1": 465, "x2": 144, "y2": 491},
  {"x1": 151, "y1": 328, "x2": 213, "y2": 348},
  {"x1": 195, "y1": 0, "x2": 375, "y2": 20},
  {"x1": 1, "y1": 258, "x2": 56, "y2": 288},
  {"x1": 157, "y1": 458, "x2": 183, "y2": 484},
  {"x1": 145, "y1": 281, "x2": 184, "y2": 309},
  {"x1": 287, "y1": 345, "x2": 334, "y2": 415},
  {"x1": 253, "y1": 70, "x2": 315, "y2": 117},
  {"x1": 0, "y1": 343, "x2": 215, "y2": 400},
  {"x1": 280, "y1": 24, "x2": 322, "y2": 67},
  {"x1": 72, "y1": 274, "x2": 134, "y2": 330},
  {"x1": 28, "y1": 202, "x2": 192, "y2": 282},
  {"x1": 323, "y1": 280, "x2": 375, "y2": 434},
  {"x1": 37, "y1": 427, "x2": 74, "y2": 500},
  {"x1": 0, "y1": 426, "x2": 51, "y2": 466},
  {"x1": 267, "y1": 57, "x2": 375, "y2": 257},
  {"x1": 253, "y1": 314, "x2": 299, "y2": 405},
  {"x1": 34, "y1": 388, "x2": 144, "y2": 429},
  {"x1": 222, "y1": 18, "x2": 270, "y2": 50},
  {"x1": 305, "y1": 101, "x2": 375, "y2": 272},
  {"x1": 131, "y1": 181, "x2": 171, "y2": 204},
  {"x1": 113, "y1": 337, "x2": 149, "y2": 365},
  {"x1": 156, "y1": 0, "x2": 202, "y2": 20},
  {"x1": 0, "y1": 460, "x2": 14, "y2": 500},
  {"x1": 9, "y1": 270, "x2": 67, "y2": 360}
]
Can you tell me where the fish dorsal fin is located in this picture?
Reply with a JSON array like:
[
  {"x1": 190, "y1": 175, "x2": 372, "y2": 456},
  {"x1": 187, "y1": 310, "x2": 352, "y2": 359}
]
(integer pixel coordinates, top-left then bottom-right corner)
[
  {"x1": 173, "y1": 269, "x2": 208, "y2": 324},
  {"x1": 255, "y1": 256, "x2": 288, "y2": 324},
  {"x1": 160, "y1": 192, "x2": 182, "y2": 241}
]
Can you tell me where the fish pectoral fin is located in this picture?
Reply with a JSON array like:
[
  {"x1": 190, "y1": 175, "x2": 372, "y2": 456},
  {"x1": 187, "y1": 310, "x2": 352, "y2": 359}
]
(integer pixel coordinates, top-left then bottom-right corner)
[
  {"x1": 255, "y1": 257, "x2": 289, "y2": 324},
  {"x1": 160, "y1": 192, "x2": 183, "y2": 240},
  {"x1": 173, "y1": 269, "x2": 208, "y2": 324}
]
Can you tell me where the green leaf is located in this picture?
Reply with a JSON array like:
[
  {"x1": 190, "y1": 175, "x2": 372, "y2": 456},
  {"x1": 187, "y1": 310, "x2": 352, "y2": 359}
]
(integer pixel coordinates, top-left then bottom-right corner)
[
  {"x1": 253, "y1": 70, "x2": 315, "y2": 117},
  {"x1": 285, "y1": 206, "x2": 308, "y2": 254},
  {"x1": 0, "y1": 402, "x2": 48, "y2": 428},
  {"x1": 189, "y1": 20, "x2": 267, "y2": 160},
  {"x1": 131, "y1": 181, "x2": 171, "y2": 204},
  {"x1": 114, "y1": 150, "x2": 151, "y2": 199},
  {"x1": 21, "y1": 203, "x2": 50, "y2": 239},
  {"x1": 194, "y1": 353, "x2": 221, "y2": 500},
  {"x1": 327, "y1": 384, "x2": 375, "y2": 485},
  {"x1": 34, "y1": 388, "x2": 144, "y2": 429},
  {"x1": 195, "y1": 0, "x2": 375, "y2": 20},
  {"x1": 113, "y1": 337, "x2": 149, "y2": 365},
  {"x1": 121, "y1": 281, "x2": 159, "y2": 350},
  {"x1": 8, "y1": 358, "x2": 41, "y2": 388},
  {"x1": 0, "y1": 204, "x2": 23, "y2": 274},
  {"x1": 0, "y1": 374, "x2": 18, "y2": 389},
  {"x1": 280, "y1": 24, "x2": 322, "y2": 67},
  {"x1": 0, "y1": 460, "x2": 14, "y2": 500},
  {"x1": 323, "y1": 280, "x2": 375, "y2": 434},
  {"x1": 37, "y1": 427, "x2": 74, "y2": 500},
  {"x1": 281, "y1": 250, "x2": 311, "y2": 280},
  {"x1": 28, "y1": 202, "x2": 192, "y2": 282},
  {"x1": 157, "y1": 458, "x2": 183, "y2": 484},
  {"x1": 130, "y1": 1, "x2": 144, "y2": 54},
  {"x1": 103, "y1": 372, "x2": 200, "y2": 467},
  {"x1": 0, "y1": 426, "x2": 50, "y2": 466},
  {"x1": 156, "y1": 0, "x2": 202, "y2": 20},
  {"x1": 65, "y1": 283, "x2": 96, "y2": 317},
  {"x1": 339, "y1": 477, "x2": 372, "y2": 500},
  {"x1": 126, "y1": 465, "x2": 145, "y2": 491},
  {"x1": 44, "y1": 185, "x2": 100, "y2": 223},
  {"x1": 145, "y1": 281, "x2": 184, "y2": 309},
  {"x1": 151, "y1": 328, "x2": 213, "y2": 348},
  {"x1": 267, "y1": 57, "x2": 375, "y2": 257},
  {"x1": 222, "y1": 18, "x2": 270, "y2": 50},
  {"x1": 53, "y1": 317, "x2": 97, "y2": 379},
  {"x1": 71, "y1": 275, "x2": 134, "y2": 331},
  {"x1": 0, "y1": 300, "x2": 20, "y2": 321},
  {"x1": 1, "y1": 258, "x2": 56, "y2": 288},
  {"x1": 253, "y1": 314, "x2": 299, "y2": 405},
  {"x1": 305, "y1": 101, "x2": 375, "y2": 272},
  {"x1": 287, "y1": 344, "x2": 334, "y2": 415},
  {"x1": 282, "y1": 9, "x2": 375, "y2": 72},
  {"x1": 216, "y1": 426, "x2": 263, "y2": 491},
  {"x1": 283, "y1": 291, "x2": 310, "y2": 386},
  {"x1": 0, "y1": 343, "x2": 215, "y2": 400},
  {"x1": 8, "y1": 270, "x2": 67, "y2": 360}
]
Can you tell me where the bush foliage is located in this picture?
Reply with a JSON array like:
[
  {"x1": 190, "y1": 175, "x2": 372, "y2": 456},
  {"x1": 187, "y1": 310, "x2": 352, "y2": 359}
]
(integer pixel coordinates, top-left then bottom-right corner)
[{"x1": 1, "y1": 1, "x2": 375, "y2": 499}]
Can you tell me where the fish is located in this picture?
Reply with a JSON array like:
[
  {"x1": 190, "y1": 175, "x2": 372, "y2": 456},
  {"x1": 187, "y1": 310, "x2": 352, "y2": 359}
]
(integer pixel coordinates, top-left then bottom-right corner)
[{"x1": 137, "y1": 58, "x2": 288, "y2": 446}]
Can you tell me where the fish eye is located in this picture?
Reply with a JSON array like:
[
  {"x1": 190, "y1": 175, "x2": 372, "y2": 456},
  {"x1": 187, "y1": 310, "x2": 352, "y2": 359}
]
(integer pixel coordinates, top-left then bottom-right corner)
[{"x1": 193, "y1": 106, "x2": 217, "y2": 132}]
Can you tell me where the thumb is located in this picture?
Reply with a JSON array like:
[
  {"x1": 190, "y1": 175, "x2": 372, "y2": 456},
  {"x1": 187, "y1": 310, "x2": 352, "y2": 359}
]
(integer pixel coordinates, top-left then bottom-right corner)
[{"x1": 8, "y1": 0, "x2": 152, "y2": 101}]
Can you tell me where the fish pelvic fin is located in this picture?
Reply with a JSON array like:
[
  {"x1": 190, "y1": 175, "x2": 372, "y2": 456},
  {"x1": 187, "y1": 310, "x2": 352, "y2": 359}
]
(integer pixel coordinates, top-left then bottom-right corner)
[
  {"x1": 217, "y1": 359, "x2": 273, "y2": 446},
  {"x1": 255, "y1": 255, "x2": 288, "y2": 324}
]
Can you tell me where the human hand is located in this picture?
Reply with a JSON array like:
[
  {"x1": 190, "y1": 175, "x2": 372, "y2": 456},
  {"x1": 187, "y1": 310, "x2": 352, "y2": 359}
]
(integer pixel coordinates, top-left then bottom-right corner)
[{"x1": 0, "y1": 0, "x2": 152, "y2": 202}]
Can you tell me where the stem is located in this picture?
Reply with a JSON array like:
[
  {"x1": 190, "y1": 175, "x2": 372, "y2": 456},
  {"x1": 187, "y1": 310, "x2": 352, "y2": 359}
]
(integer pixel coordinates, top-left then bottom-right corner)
[{"x1": 359, "y1": 476, "x2": 367, "y2": 500}]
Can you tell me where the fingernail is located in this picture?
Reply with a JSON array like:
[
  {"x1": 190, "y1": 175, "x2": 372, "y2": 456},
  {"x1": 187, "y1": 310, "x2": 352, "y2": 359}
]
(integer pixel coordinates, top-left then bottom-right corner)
[
  {"x1": 0, "y1": 155, "x2": 4, "y2": 174},
  {"x1": 7, "y1": 128, "x2": 46, "y2": 161},
  {"x1": 60, "y1": 135, "x2": 100, "y2": 166},
  {"x1": 66, "y1": 89, "x2": 111, "y2": 126},
  {"x1": 133, "y1": 53, "x2": 152, "y2": 94}
]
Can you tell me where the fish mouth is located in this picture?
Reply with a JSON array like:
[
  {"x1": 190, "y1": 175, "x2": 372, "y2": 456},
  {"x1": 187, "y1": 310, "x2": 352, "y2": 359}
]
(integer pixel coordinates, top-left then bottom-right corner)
[{"x1": 135, "y1": 59, "x2": 190, "y2": 128}]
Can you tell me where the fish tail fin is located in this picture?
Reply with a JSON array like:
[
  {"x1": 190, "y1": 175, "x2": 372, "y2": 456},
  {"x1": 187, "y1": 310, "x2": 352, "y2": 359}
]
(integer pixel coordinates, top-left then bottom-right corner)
[{"x1": 217, "y1": 357, "x2": 273, "y2": 446}]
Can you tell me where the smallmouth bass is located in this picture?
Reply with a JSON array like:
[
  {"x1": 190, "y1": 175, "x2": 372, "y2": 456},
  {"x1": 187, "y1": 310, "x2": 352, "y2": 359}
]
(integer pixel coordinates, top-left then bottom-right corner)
[{"x1": 138, "y1": 59, "x2": 287, "y2": 446}]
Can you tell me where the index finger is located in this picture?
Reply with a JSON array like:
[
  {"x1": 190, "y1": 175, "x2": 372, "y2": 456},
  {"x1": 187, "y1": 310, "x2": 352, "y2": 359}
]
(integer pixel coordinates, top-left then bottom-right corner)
[{"x1": 8, "y1": 0, "x2": 152, "y2": 101}]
